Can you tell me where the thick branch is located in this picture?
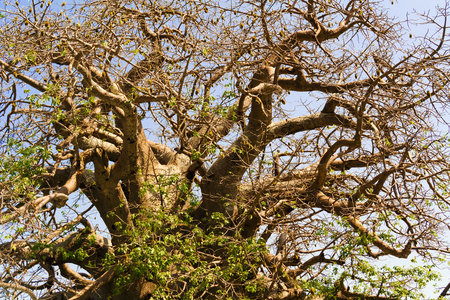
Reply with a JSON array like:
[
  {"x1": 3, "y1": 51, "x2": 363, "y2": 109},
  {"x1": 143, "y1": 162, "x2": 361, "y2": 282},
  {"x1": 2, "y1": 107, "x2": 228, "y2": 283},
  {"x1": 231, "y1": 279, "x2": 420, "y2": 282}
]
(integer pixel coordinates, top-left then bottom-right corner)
[
  {"x1": 0, "y1": 231, "x2": 112, "y2": 276},
  {"x1": 78, "y1": 136, "x2": 121, "y2": 161},
  {"x1": 68, "y1": 267, "x2": 115, "y2": 300},
  {"x1": 0, "y1": 282, "x2": 37, "y2": 300},
  {"x1": 0, "y1": 192, "x2": 68, "y2": 225},
  {"x1": 287, "y1": 253, "x2": 345, "y2": 278},
  {"x1": 0, "y1": 59, "x2": 47, "y2": 92},
  {"x1": 277, "y1": 77, "x2": 372, "y2": 93},
  {"x1": 266, "y1": 113, "x2": 357, "y2": 140}
]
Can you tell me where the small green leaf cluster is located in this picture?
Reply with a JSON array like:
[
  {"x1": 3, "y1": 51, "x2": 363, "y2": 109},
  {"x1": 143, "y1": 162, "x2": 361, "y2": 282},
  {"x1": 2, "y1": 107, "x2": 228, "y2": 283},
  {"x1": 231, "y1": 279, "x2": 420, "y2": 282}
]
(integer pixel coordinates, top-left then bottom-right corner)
[
  {"x1": 222, "y1": 237, "x2": 266, "y2": 283},
  {"x1": 306, "y1": 261, "x2": 441, "y2": 299},
  {"x1": 139, "y1": 174, "x2": 182, "y2": 198},
  {"x1": 0, "y1": 138, "x2": 50, "y2": 197},
  {"x1": 109, "y1": 209, "x2": 268, "y2": 299},
  {"x1": 59, "y1": 247, "x2": 90, "y2": 262},
  {"x1": 110, "y1": 211, "x2": 197, "y2": 297},
  {"x1": 300, "y1": 276, "x2": 339, "y2": 298}
]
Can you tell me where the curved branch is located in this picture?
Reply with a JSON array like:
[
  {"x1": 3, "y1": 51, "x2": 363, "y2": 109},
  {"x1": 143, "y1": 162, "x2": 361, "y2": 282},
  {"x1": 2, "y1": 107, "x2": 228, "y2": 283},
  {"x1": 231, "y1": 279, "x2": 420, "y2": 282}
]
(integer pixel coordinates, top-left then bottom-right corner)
[
  {"x1": 78, "y1": 136, "x2": 121, "y2": 161},
  {"x1": 266, "y1": 113, "x2": 358, "y2": 140},
  {"x1": 314, "y1": 191, "x2": 413, "y2": 258},
  {"x1": 0, "y1": 192, "x2": 68, "y2": 225},
  {"x1": 312, "y1": 139, "x2": 358, "y2": 189},
  {"x1": 0, "y1": 231, "x2": 113, "y2": 276},
  {"x1": 286, "y1": 253, "x2": 345, "y2": 278},
  {"x1": 67, "y1": 267, "x2": 115, "y2": 300},
  {"x1": 59, "y1": 263, "x2": 92, "y2": 285},
  {"x1": 0, "y1": 59, "x2": 47, "y2": 92},
  {"x1": 277, "y1": 77, "x2": 372, "y2": 93},
  {"x1": 0, "y1": 281, "x2": 38, "y2": 300}
]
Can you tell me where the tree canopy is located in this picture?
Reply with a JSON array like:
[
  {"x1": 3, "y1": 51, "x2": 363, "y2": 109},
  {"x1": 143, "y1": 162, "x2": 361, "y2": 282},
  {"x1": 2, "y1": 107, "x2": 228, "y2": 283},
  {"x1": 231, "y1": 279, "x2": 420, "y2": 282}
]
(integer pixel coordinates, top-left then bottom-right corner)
[{"x1": 1, "y1": 0, "x2": 450, "y2": 299}]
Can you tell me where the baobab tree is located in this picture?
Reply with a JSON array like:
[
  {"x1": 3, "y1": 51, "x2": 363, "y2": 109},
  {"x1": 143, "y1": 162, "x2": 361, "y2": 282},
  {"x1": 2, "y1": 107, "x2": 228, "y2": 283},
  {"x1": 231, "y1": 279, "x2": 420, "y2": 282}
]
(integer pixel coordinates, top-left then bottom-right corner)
[{"x1": 1, "y1": 0, "x2": 450, "y2": 299}]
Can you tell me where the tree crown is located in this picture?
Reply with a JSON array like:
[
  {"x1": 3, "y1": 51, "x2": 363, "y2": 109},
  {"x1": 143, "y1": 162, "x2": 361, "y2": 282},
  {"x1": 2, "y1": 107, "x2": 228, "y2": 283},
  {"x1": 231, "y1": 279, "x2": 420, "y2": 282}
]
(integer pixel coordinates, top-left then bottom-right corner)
[{"x1": 1, "y1": 0, "x2": 450, "y2": 299}]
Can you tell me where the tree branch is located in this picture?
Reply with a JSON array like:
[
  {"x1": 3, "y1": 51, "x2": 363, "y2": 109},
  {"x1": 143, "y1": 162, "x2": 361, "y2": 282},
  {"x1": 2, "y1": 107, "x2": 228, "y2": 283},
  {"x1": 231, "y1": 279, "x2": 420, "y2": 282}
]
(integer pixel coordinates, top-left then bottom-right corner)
[
  {"x1": 0, "y1": 281, "x2": 38, "y2": 300},
  {"x1": 67, "y1": 267, "x2": 115, "y2": 300}
]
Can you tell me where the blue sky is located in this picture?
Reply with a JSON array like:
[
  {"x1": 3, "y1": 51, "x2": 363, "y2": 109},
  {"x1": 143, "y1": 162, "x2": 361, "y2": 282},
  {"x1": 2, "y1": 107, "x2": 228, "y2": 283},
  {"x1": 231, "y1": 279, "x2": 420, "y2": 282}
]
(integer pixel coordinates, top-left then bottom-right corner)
[{"x1": 378, "y1": 1, "x2": 450, "y2": 297}]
